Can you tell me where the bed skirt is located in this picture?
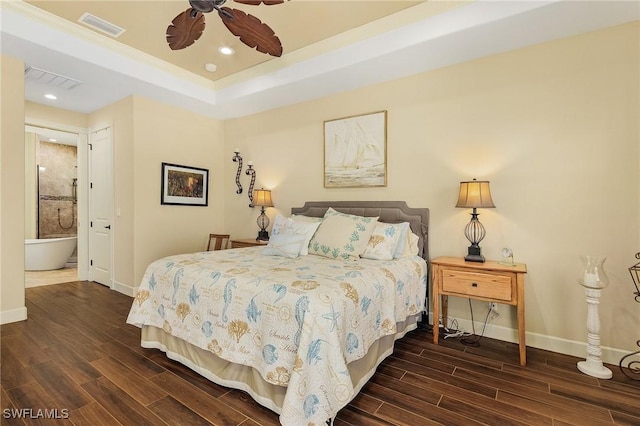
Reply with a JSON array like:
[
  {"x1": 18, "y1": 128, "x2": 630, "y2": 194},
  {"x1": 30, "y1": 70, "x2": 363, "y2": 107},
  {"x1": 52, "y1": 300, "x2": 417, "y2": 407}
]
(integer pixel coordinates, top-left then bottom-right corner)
[{"x1": 140, "y1": 313, "x2": 421, "y2": 419}]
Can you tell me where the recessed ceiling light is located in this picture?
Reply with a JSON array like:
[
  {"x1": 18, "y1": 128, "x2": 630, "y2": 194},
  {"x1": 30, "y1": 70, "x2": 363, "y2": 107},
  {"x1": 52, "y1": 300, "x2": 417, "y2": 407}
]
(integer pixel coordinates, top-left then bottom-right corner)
[
  {"x1": 44, "y1": 93, "x2": 57, "y2": 100},
  {"x1": 48, "y1": 138, "x2": 57, "y2": 142},
  {"x1": 204, "y1": 63, "x2": 217, "y2": 72},
  {"x1": 218, "y1": 46, "x2": 234, "y2": 56}
]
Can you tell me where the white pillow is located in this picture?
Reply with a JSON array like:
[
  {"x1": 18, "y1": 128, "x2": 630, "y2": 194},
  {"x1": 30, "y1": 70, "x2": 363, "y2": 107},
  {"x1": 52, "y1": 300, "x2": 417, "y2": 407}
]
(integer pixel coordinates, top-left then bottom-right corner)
[
  {"x1": 391, "y1": 222, "x2": 411, "y2": 258},
  {"x1": 271, "y1": 215, "x2": 321, "y2": 256},
  {"x1": 263, "y1": 230, "x2": 306, "y2": 258},
  {"x1": 361, "y1": 222, "x2": 405, "y2": 261},
  {"x1": 308, "y1": 208, "x2": 378, "y2": 261},
  {"x1": 395, "y1": 229, "x2": 420, "y2": 258},
  {"x1": 271, "y1": 214, "x2": 286, "y2": 238}
]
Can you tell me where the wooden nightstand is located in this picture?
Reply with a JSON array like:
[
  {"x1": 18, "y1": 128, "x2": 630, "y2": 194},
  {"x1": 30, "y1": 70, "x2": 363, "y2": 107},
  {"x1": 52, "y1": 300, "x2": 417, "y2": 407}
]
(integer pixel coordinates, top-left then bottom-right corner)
[
  {"x1": 431, "y1": 256, "x2": 528, "y2": 366},
  {"x1": 230, "y1": 238, "x2": 268, "y2": 249}
]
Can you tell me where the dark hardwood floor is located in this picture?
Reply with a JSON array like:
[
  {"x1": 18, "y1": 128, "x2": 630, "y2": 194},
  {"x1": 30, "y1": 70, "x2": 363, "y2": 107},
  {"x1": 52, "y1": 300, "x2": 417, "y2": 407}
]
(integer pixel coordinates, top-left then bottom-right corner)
[{"x1": 1, "y1": 281, "x2": 638, "y2": 425}]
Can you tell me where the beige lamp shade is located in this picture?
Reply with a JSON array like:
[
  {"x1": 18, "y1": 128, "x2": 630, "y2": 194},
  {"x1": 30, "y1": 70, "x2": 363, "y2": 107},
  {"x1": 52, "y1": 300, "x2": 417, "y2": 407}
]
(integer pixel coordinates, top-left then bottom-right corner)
[
  {"x1": 253, "y1": 189, "x2": 274, "y2": 207},
  {"x1": 455, "y1": 179, "x2": 495, "y2": 209}
]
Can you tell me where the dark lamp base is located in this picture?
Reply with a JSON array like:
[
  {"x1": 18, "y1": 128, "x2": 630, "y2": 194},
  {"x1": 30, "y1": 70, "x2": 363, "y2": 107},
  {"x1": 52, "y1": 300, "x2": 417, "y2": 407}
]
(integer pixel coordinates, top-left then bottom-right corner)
[
  {"x1": 465, "y1": 245, "x2": 485, "y2": 262},
  {"x1": 256, "y1": 230, "x2": 269, "y2": 241},
  {"x1": 464, "y1": 254, "x2": 485, "y2": 263}
]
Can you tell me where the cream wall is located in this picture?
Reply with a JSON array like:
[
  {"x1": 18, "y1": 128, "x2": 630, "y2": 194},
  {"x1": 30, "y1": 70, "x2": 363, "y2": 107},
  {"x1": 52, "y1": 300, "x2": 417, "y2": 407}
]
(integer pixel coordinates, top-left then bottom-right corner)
[
  {"x1": 223, "y1": 23, "x2": 640, "y2": 361},
  {"x1": 0, "y1": 55, "x2": 27, "y2": 324},
  {"x1": 130, "y1": 96, "x2": 225, "y2": 286},
  {"x1": 26, "y1": 102, "x2": 88, "y2": 130}
]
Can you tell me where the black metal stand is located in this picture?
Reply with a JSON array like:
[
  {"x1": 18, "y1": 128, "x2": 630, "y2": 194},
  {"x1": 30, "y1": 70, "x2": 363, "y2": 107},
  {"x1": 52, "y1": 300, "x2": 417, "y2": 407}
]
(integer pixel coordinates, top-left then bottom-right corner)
[
  {"x1": 619, "y1": 341, "x2": 640, "y2": 381},
  {"x1": 620, "y1": 252, "x2": 640, "y2": 380},
  {"x1": 256, "y1": 206, "x2": 269, "y2": 241},
  {"x1": 463, "y1": 209, "x2": 486, "y2": 262}
]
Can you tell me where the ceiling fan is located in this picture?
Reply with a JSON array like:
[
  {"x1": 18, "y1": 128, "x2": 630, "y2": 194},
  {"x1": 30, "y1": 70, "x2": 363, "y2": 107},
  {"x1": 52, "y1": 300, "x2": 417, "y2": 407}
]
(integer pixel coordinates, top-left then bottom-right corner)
[{"x1": 166, "y1": 0, "x2": 285, "y2": 57}]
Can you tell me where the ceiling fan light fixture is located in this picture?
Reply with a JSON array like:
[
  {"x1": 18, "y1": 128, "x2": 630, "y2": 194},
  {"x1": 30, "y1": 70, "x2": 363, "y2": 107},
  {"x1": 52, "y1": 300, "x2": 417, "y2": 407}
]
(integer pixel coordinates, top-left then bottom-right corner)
[
  {"x1": 167, "y1": 1, "x2": 283, "y2": 56},
  {"x1": 218, "y1": 46, "x2": 235, "y2": 55}
]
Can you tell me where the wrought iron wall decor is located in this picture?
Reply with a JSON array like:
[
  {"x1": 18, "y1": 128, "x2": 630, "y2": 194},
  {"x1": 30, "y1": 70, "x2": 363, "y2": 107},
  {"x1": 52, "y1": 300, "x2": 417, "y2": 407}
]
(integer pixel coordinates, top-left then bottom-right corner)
[
  {"x1": 246, "y1": 162, "x2": 256, "y2": 207},
  {"x1": 619, "y1": 252, "x2": 640, "y2": 380},
  {"x1": 230, "y1": 150, "x2": 258, "y2": 208},
  {"x1": 232, "y1": 149, "x2": 243, "y2": 194}
]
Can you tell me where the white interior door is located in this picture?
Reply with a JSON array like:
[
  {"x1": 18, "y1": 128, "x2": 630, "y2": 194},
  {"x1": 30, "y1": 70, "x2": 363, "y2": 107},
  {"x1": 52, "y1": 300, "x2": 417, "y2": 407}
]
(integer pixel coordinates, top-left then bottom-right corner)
[{"x1": 88, "y1": 127, "x2": 113, "y2": 287}]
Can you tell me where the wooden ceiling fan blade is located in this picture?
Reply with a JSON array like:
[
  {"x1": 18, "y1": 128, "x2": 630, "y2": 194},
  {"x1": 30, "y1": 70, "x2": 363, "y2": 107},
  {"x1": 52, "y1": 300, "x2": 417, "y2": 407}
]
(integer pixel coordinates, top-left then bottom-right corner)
[
  {"x1": 166, "y1": 8, "x2": 206, "y2": 50},
  {"x1": 219, "y1": 7, "x2": 283, "y2": 57},
  {"x1": 233, "y1": 0, "x2": 285, "y2": 5}
]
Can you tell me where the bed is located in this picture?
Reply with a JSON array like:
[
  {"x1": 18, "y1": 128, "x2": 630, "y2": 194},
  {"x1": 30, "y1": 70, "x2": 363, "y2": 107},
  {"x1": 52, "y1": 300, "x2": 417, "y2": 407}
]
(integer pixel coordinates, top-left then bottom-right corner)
[{"x1": 127, "y1": 201, "x2": 429, "y2": 426}]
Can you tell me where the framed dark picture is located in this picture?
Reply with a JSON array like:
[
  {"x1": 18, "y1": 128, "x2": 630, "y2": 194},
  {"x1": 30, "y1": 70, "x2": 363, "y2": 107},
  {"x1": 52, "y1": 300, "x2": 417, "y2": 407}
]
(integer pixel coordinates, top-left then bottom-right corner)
[
  {"x1": 323, "y1": 110, "x2": 387, "y2": 188},
  {"x1": 161, "y1": 162, "x2": 209, "y2": 206}
]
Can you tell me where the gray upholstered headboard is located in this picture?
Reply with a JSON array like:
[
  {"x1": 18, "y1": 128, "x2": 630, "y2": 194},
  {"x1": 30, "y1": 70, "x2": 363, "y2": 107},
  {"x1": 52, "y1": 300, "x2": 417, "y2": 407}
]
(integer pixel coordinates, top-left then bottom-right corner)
[{"x1": 291, "y1": 201, "x2": 429, "y2": 263}]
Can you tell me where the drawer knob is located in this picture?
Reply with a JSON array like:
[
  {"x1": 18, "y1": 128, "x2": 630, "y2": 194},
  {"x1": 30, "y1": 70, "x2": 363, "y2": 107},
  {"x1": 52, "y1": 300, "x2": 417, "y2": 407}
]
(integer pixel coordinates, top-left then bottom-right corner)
[{"x1": 471, "y1": 282, "x2": 478, "y2": 287}]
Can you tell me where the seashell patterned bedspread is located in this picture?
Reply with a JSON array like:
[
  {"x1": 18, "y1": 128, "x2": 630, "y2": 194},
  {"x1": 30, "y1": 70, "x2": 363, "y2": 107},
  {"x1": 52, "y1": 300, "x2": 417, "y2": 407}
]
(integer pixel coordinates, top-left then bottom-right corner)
[{"x1": 127, "y1": 246, "x2": 427, "y2": 426}]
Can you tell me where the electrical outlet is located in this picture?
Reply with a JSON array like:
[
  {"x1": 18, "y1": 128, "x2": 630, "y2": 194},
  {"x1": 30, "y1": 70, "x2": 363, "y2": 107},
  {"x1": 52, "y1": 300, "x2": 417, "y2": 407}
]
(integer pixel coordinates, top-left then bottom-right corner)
[{"x1": 488, "y1": 302, "x2": 499, "y2": 320}]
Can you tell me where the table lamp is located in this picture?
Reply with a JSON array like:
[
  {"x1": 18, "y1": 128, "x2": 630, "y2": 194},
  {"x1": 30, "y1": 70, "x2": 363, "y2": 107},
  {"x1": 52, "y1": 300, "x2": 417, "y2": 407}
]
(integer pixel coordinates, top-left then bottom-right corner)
[{"x1": 455, "y1": 178, "x2": 495, "y2": 262}]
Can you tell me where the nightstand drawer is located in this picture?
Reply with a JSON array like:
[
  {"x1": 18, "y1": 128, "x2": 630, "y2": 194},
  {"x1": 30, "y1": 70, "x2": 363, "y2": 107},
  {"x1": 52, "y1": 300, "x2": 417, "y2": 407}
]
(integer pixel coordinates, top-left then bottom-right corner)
[{"x1": 441, "y1": 269, "x2": 512, "y2": 301}]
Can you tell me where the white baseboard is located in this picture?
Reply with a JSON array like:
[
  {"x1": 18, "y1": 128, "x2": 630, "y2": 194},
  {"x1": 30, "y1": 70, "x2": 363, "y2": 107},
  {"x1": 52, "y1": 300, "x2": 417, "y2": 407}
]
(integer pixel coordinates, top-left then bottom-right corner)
[
  {"x1": 113, "y1": 280, "x2": 135, "y2": 297},
  {"x1": 431, "y1": 312, "x2": 628, "y2": 366},
  {"x1": 1, "y1": 306, "x2": 27, "y2": 324}
]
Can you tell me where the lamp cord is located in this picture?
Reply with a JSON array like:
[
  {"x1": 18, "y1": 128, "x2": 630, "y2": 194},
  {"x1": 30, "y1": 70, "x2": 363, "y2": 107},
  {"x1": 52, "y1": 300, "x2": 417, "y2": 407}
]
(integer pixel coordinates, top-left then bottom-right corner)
[{"x1": 460, "y1": 299, "x2": 492, "y2": 346}]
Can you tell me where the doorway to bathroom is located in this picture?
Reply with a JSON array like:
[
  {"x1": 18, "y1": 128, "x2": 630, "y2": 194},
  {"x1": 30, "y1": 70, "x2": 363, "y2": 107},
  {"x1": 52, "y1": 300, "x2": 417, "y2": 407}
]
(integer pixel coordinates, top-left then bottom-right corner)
[
  {"x1": 24, "y1": 125, "x2": 79, "y2": 287},
  {"x1": 24, "y1": 122, "x2": 114, "y2": 289}
]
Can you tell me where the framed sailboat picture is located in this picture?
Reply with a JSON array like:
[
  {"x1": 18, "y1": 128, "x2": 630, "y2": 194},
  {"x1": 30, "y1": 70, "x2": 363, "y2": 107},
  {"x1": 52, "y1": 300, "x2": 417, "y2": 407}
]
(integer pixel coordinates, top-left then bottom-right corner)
[{"x1": 323, "y1": 110, "x2": 387, "y2": 188}]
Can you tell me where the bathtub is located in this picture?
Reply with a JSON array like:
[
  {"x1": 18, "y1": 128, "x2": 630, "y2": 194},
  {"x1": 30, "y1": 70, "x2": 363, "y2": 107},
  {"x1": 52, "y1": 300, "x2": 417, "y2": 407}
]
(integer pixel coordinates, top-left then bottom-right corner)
[{"x1": 25, "y1": 236, "x2": 77, "y2": 271}]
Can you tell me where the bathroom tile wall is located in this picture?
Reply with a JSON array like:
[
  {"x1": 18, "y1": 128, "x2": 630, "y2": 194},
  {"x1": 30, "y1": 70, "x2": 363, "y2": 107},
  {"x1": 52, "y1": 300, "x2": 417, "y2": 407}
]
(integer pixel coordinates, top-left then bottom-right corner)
[{"x1": 38, "y1": 141, "x2": 77, "y2": 239}]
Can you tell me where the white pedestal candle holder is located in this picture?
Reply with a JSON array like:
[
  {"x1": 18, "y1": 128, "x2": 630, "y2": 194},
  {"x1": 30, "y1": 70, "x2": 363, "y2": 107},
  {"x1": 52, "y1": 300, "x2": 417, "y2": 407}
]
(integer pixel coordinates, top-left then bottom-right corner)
[
  {"x1": 577, "y1": 256, "x2": 612, "y2": 379},
  {"x1": 577, "y1": 287, "x2": 612, "y2": 378}
]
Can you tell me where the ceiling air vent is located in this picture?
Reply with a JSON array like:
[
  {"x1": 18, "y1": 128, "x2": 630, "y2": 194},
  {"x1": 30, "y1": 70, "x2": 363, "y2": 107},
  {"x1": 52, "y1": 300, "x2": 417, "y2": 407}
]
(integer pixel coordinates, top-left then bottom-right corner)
[
  {"x1": 78, "y1": 12, "x2": 125, "y2": 38},
  {"x1": 24, "y1": 66, "x2": 82, "y2": 90}
]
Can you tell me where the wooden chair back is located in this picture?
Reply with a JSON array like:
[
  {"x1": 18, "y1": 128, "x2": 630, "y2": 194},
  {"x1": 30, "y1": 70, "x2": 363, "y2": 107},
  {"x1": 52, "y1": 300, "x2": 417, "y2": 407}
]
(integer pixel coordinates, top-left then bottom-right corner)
[{"x1": 207, "y1": 234, "x2": 230, "y2": 251}]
